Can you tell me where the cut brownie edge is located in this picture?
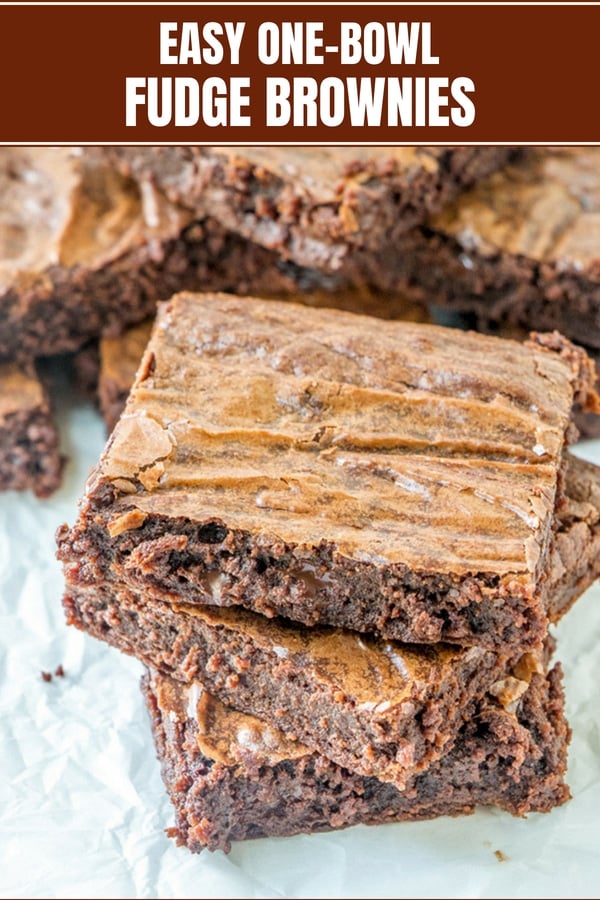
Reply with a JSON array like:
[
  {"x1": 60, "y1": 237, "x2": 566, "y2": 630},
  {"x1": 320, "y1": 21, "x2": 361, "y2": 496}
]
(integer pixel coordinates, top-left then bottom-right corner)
[
  {"x1": 400, "y1": 223, "x2": 600, "y2": 350},
  {"x1": 61, "y1": 581, "x2": 511, "y2": 791},
  {"x1": 141, "y1": 664, "x2": 570, "y2": 854}
]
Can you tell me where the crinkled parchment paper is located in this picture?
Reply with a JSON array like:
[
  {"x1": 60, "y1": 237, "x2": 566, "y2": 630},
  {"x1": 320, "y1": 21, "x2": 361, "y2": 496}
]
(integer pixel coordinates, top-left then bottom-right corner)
[{"x1": 1, "y1": 381, "x2": 599, "y2": 899}]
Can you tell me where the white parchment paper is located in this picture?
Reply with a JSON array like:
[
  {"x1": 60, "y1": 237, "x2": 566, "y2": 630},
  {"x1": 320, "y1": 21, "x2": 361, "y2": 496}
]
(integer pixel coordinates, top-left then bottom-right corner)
[{"x1": 1, "y1": 379, "x2": 599, "y2": 899}]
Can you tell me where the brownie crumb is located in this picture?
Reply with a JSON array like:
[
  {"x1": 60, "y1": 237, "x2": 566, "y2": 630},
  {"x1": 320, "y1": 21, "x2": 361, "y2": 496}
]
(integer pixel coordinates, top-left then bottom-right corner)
[
  {"x1": 54, "y1": 664, "x2": 65, "y2": 677},
  {"x1": 494, "y1": 850, "x2": 509, "y2": 862},
  {"x1": 41, "y1": 671, "x2": 52, "y2": 682}
]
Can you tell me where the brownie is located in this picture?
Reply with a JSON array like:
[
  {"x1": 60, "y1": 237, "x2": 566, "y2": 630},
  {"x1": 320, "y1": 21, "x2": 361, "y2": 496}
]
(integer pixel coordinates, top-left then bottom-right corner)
[
  {"x1": 62, "y1": 582, "x2": 514, "y2": 790},
  {"x1": 70, "y1": 340, "x2": 101, "y2": 404},
  {"x1": 0, "y1": 149, "x2": 360, "y2": 363},
  {"x1": 142, "y1": 664, "x2": 570, "y2": 853},
  {"x1": 396, "y1": 149, "x2": 600, "y2": 351},
  {"x1": 98, "y1": 321, "x2": 153, "y2": 432},
  {"x1": 0, "y1": 362, "x2": 63, "y2": 496},
  {"x1": 58, "y1": 293, "x2": 599, "y2": 651},
  {"x1": 105, "y1": 146, "x2": 516, "y2": 272}
]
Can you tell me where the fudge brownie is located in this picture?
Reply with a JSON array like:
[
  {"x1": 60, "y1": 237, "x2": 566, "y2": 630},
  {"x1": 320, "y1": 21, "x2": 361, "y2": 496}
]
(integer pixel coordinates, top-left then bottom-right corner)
[
  {"x1": 544, "y1": 456, "x2": 600, "y2": 622},
  {"x1": 0, "y1": 149, "x2": 350, "y2": 363},
  {"x1": 95, "y1": 292, "x2": 429, "y2": 433},
  {"x1": 62, "y1": 585, "x2": 509, "y2": 790},
  {"x1": 105, "y1": 147, "x2": 516, "y2": 272},
  {"x1": 0, "y1": 362, "x2": 63, "y2": 496},
  {"x1": 142, "y1": 664, "x2": 570, "y2": 853},
  {"x1": 58, "y1": 293, "x2": 598, "y2": 650},
  {"x1": 397, "y1": 149, "x2": 600, "y2": 351}
]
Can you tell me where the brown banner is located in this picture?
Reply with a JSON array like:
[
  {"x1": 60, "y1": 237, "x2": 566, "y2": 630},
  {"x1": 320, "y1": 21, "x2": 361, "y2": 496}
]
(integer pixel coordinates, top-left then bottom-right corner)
[{"x1": 0, "y1": 3, "x2": 598, "y2": 143}]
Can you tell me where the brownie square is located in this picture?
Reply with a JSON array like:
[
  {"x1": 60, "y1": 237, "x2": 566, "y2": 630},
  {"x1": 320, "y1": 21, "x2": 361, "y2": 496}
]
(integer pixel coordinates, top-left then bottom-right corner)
[
  {"x1": 59, "y1": 293, "x2": 598, "y2": 650},
  {"x1": 63, "y1": 583, "x2": 512, "y2": 790},
  {"x1": 141, "y1": 664, "x2": 570, "y2": 853},
  {"x1": 0, "y1": 362, "x2": 63, "y2": 497}
]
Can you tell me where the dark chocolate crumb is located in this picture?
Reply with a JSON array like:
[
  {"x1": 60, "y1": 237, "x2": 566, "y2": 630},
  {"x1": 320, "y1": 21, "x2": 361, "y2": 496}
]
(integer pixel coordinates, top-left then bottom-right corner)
[
  {"x1": 41, "y1": 671, "x2": 52, "y2": 682},
  {"x1": 54, "y1": 664, "x2": 65, "y2": 677}
]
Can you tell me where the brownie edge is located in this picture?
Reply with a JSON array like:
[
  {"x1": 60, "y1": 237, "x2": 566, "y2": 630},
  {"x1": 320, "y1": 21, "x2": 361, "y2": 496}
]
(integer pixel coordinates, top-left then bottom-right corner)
[
  {"x1": 142, "y1": 665, "x2": 570, "y2": 854},
  {"x1": 0, "y1": 363, "x2": 63, "y2": 497}
]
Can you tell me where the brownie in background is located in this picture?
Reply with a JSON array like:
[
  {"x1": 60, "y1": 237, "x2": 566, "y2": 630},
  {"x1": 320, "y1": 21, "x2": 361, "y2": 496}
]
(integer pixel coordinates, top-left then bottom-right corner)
[{"x1": 0, "y1": 362, "x2": 63, "y2": 497}]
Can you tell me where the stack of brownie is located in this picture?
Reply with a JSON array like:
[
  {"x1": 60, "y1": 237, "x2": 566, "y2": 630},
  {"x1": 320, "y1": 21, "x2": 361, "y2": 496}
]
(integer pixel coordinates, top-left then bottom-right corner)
[
  {"x1": 1, "y1": 145, "x2": 512, "y2": 495},
  {"x1": 5, "y1": 142, "x2": 600, "y2": 851},
  {"x1": 58, "y1": 292, "x2": 600, "y2": 852}
]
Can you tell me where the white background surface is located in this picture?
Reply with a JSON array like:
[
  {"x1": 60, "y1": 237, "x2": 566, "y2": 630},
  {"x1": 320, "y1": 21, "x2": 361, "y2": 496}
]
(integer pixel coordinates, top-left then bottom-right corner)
[{"x1": 1, "y1": 379, "x2": 600, "y2": 899}]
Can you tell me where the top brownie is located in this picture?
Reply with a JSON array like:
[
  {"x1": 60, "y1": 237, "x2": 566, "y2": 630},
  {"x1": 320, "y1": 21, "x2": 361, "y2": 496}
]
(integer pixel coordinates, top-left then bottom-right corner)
[
  {"x1": 105, "y1": 146, "x2": 515, "y2": 271},
  {"x1": 64, "y1": 293, "x2": 597, "y2": 650},
  {"x1": 400, "y1": 148, "x2": 600, "y2": 350}
]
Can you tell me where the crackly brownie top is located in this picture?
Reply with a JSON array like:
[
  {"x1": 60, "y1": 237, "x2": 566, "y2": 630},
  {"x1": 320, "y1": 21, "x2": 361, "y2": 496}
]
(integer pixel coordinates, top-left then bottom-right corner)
[
  {"x1": 98, "y1": 292, "x2": 428, "y2": 401},
  {"x1": 92, "y1": 293, "x2": 597, "y2": 581},
  {"x1": 0, "y1": 363, "x2": 45, "y2": 421},
  {"x1": 0, "y1": 148, "x2": 189, "y2": 293},
  {"x1": 431, "y1": 148, "x2": 600, "y2": 270}
]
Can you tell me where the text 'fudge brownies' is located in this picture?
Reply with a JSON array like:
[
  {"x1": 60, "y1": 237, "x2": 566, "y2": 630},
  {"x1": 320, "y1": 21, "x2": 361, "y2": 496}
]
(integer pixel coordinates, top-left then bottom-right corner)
[
  {"x1": 142, "y1": 662, "x2": 570, "y2": 853},
  {"x1": 59, "y1": 293, "x2": 598, "y2": 651}
]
